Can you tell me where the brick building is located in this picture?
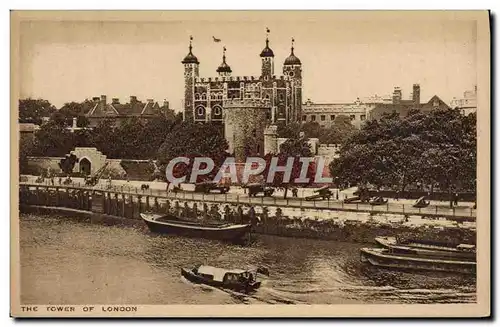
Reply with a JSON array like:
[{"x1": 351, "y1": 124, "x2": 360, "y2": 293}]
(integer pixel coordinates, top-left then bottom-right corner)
[
  {"x1": 86, "y1": 95, "x2": 170, "y2": 127},
  {"x1": 303, "y1": 84, "x2": 451, "y2": 128}
]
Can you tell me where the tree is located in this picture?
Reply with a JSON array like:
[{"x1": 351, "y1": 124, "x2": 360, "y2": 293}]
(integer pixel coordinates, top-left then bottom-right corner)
[
  {"x1": 330, "y1": 108, "x2": 476, "y2": 200},
  {"x1": 319, "y1": 115, "x2": 358, "y2": 144},
  {"x1": 19, "y1": 98, "x2": 56, "y2": 125},
  {"x1": 31, "y1": 120, "x2": 76, "y2": 157},
  {"x1": 90, "y1": 119, "x2": 119, "y2": 157},
  {"x1": 59, "y1": 154, "x2": 79, "y2": 176},
  {"x1": 156, "y1": 122, "x2": 229, "y2": 185},
  {"x1": 19, "y1": 136, "x2": 35, "y2": 173},
  {"x1": 262, "y1": 136, "x2": 315, "y2": 199},
  {"x1": 277, "y1": 122, "x2": 301, "y2": 139}
]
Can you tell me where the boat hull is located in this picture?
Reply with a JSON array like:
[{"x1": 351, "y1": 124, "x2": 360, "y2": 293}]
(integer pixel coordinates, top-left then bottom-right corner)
[
  {"x1": 181, "y1": 268, "x2": 261, "y2": 292},
  {"x1": 374, "y1": 237, "x2": 476, "y2": 260},
  {"x1": 141, "y1": 214, "x2": 251, "y2": 242},
  {"x1": 360, "y1": 248, "x2": 476, "y2": 275}
]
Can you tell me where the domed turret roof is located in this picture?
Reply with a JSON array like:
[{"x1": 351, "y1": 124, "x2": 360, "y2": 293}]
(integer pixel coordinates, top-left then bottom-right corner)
[
  {"x1": 182, "y1": 37, "x2": 199, "y2": 64},
  {"x1": 260, "y1": 38, "x2": 275, "y2": 58},
  {"x1": 182, "y1": 52, "x2": 199, "y2": 64},
  {"x1": 284, "y1": 39, "x2": 301, "y2": 65},
  {"x1": 216, "y1": 61, "x2": 232, "y2": 73},
  {"x1": 216, "y1": 47, "x2": 232, "y2": 73},
  {"x1": 284, "y1": 52, "x2": 301, "y2": 65}
]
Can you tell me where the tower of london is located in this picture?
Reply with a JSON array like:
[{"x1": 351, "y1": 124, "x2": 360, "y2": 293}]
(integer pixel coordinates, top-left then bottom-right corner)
[{"x1": 181, "y1": 34, "x2": 303, "y2": 126}]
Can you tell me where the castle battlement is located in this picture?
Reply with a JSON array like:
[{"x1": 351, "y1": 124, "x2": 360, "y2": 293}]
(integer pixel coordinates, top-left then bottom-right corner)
[
  {"x1": 194, "y1": 75, "x2": 264, "y2": 83},
  {"x1": 224, "y1": 98, "x2": 271, "y2": 108}
]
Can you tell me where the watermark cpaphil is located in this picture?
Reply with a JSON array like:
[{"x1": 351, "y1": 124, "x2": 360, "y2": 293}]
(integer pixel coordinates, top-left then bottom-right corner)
[{"x1": 165, "y1": 156, "x2": 333, "y2": 184}]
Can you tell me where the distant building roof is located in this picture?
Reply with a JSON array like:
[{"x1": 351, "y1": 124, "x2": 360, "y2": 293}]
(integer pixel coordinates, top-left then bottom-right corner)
[
  {"x1": 87, "y1": 98, "x2": 162, "y2": 118},
  {"x1": 19, "y1": 123, "x2": 40, "y2": 132}
]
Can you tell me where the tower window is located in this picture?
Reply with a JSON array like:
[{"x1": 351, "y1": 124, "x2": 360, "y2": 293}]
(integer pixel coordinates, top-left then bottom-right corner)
[
  {"x1": 194, "y1": 93, "x2": 200, "y2": 100},
  {"x1": 311, "y1": 115, "x2": 316, "y2": 122},
  {"x1": 279, "y1": 94, "x2": 284, "y2": 101},
  {"x1": 197, "y1": 106, "x2": 205, "y2": 116},
  {"x1": 330, "y1": 115, "x2": 336, "y2": 120},
  {"x1": 201, "y1": 93, "x2": 207, "y2": 100},
  {"x1": 213, "y1": 106, "x2": 222, "y2": 115},
  {"x1": 302, "y1": 115, "x2": 307, "y2": 121},
  {"x1": 289, "y1": 71, "x2": 295, "y2": 77},
  {"x1": 350, "y1": 115, "x2": 355, "y2": 121},
  {"x1": 320, "y1": 115, "x2": 326, "y2": 121},
  {"x1": 360, "y1": 114, "x2": 366, "y2": 121}
]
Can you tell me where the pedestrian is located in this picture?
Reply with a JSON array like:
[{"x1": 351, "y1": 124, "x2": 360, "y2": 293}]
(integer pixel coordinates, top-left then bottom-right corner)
[
  {"x1": 454, "y1": 192, "x2": 459, "y2": 206},
  {"x1": 395, "y1": 190, "x2": 399, "y2": 201},
  {"x1": 58, "y1": 177, "x2": 62, "y2": 185},
  {"x1": 51, "y1": 177, "x2": 54, "y2": 186},
  {"x1": 292, "y1": 187, "x2": 298, "y2": 198}
]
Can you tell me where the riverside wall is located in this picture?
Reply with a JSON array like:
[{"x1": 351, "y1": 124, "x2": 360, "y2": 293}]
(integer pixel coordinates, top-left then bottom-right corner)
[{"x1": 18, "y1": 185, "x2": 476, "y2": 245}]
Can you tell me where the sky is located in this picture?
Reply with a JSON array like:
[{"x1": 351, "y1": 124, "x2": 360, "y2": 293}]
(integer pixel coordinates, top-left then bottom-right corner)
[{"x1": 18, "y1": 12, "x2": 477, "y2": 111}]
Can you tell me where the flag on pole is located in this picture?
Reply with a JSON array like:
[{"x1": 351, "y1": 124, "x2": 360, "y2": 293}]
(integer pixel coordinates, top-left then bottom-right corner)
[{"x1": 213, "y1": 36, "x2": 221, "y2": 42}]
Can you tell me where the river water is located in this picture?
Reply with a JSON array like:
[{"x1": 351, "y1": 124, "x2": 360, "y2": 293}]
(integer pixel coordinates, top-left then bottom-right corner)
[{"x1": 19, "y1": 213, "x2": 476, "y2": 305}]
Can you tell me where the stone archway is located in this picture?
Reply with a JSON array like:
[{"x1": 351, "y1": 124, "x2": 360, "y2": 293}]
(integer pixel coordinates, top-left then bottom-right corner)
[
  {"x1": 79, "y1": 157, "x2": 91, "y2": 176},
  {"x1": 70, "y1": 147, "x2": 107, "y2": 175}
]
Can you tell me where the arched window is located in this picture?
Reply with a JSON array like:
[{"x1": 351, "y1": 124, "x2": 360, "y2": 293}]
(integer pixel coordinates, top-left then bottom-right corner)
[
  {"x1": 197, "y1": 106, "x2": 205, "y2": 116},
  {"x1": 213, "y1": 106, "x2": 222, "y2": 116},
  {"x1": 194, "y1": 93, "x2": 200, "y2": 100},
  {"x1": 289, "y1": 71, "x2": 295, "y2": 77},
  {"x1": 201, "y1": 93, "x2": 207, "y2": 100}
]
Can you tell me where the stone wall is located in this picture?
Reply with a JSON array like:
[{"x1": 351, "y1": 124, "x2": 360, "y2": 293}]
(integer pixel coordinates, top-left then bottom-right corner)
[{"x1": 19, "y1": 185, "x2": 476, "y2": 245}]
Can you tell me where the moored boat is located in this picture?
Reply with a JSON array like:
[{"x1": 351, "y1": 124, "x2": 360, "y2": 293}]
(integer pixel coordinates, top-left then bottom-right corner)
[
  {"x1": 360, "y1": 247, "x2": 476, "y2": 275},
  {"x1": 374, "y1": 236, "x2": 476, "y2": 260},
  {"x1": 140, "y1": 213, "x2": 251, "y2": 242},
  {"x1": 181, "y1": 265, "x2": 262, "y2": 293}
]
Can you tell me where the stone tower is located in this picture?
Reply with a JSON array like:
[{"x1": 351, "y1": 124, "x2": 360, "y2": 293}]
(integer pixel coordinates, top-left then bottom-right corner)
[
  {"x1": 283, "y1": 38, "x2": 302, "y2": 123},
  {"x1": 224, "y1": 99, "x2": 271, "y2": 162},
  {"x1": 260, "y1": 33, "x2": 275, "y2": 79},
  {"x1": 264, "y1": 125, "x2": 278, "y2": 155},
  {"x1": 216, "y1": 46, "x2": 232, "y2": 77},
  {"x1": 182, "y1": 36, "x2": 199, "y2": 121}
]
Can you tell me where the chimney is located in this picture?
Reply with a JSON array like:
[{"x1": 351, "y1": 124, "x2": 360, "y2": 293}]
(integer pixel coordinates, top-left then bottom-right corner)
[
  {"x1": 112, "y1": 98, "x2": 120, "y2": 104},
  {"x1": 92, "y1": 97, "x2": 100, "y2": 103},
  {"x1": 163, "y1": 99, "x2": 169, "y2": 109},
  {"x1": 130, "y1": 95, "x2": 137, "y2": 104},
  {"x1": 412, "y1": 84, "x2": 420, "y2": 107},
  {"x1": 100, "y1": 95, "x2": 107, "y2": 112},
  {"x1": 72, "y1": 117, "x2": 77, "y2": 129},
  {"x1": 392, "y1": 87, "x2": 402, "y2": 105}
]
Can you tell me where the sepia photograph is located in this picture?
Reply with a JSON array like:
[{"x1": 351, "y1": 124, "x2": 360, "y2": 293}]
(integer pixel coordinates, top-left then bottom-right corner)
[{"x1": 10, "y1": 10, "x2": 490, "y2": 317}]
